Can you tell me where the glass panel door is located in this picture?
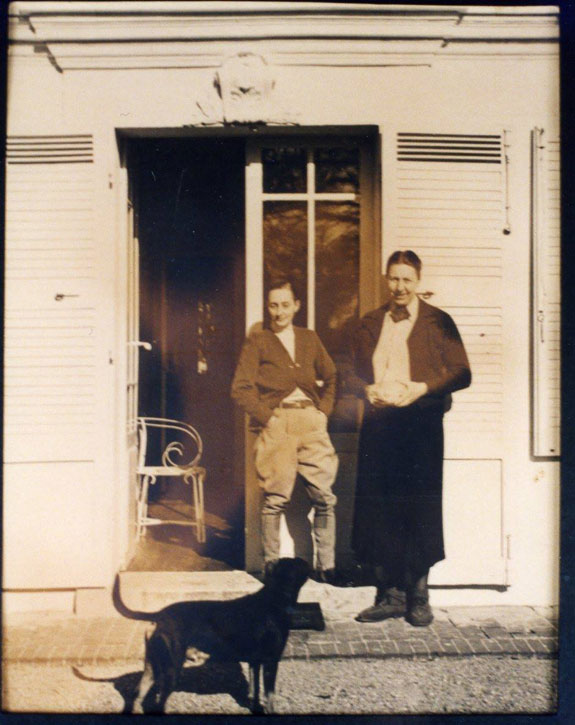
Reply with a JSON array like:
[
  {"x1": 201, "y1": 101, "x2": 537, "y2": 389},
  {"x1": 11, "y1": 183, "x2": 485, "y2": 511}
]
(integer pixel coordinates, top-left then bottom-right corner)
[
  {"x1": 246, "y1": 138, "x2": 375, "y2": 363},
  {"x1": 244, "y1": 135, "x2": 378, "y2": 573}
]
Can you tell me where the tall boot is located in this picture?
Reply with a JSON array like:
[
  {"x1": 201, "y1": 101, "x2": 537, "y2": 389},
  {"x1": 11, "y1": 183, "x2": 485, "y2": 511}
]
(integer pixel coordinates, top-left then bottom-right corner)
[
  {"x1": 355, "y1": 587, "x2": 407, "y2": 623},
  {"x1": 355, "y1": 566, "x2": 407, "y2": 623},
  {"x1": 261, "y1": 512, "x2": 281, "y2": 580},
  {"x1": 374, "y1": 566, "x2": 389, "y2": 604},
  {"x1": 406, "y1": 572, "x2": 433, "y2": 627}
]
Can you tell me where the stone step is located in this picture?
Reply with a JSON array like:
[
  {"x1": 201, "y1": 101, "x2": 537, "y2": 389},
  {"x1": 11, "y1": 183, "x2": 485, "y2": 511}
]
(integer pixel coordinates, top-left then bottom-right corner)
[
  {"x1": 117, "y1": 570, "x2": 261, "y2": 612},
  {"x1": 115, "y1": 570, "x2": 377, "y2": 620}
]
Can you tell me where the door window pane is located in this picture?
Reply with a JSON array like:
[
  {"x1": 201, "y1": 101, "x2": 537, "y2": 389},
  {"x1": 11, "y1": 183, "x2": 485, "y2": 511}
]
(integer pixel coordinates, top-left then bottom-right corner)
[
  {"x1": 315, "y1": 147, "x2": 360, "y2": 193},
  {"x1": 263, "y1": 201, "x2": 308, "y2": 325},
  {"x1": 262, "y1": 148, "x2": 307, "y2": 193},
  {"x1": 315, "y1": 201, "x2": 360, "y2": 356}
]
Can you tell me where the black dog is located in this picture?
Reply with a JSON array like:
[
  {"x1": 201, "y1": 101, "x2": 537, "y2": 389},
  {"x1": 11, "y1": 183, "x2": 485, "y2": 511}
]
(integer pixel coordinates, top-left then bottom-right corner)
[{"x1": 112, "y1": 557, "x2": 309, "y2": 714}]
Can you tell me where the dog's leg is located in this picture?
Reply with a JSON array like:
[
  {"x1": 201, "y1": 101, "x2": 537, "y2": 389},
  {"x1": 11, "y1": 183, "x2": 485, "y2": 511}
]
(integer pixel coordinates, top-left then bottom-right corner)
[
  {"x1": 150, "y1": 632, "x2": 185, "y2": 714},
  {"x1": 263, "y1": 661, "x2": 279, "y2": 714},
  {"x1": 154, "y1": 665, "x2": 179, "y2": 714},
  {"x1": 134, "y1": 630, "x2": 182, "y2": 714},
  {"x1": 248, "y1": 662, "x2": 263, "y2": 714},
  {"x1": 133, "y1": 659, "x2": 155, "y2": 714}
]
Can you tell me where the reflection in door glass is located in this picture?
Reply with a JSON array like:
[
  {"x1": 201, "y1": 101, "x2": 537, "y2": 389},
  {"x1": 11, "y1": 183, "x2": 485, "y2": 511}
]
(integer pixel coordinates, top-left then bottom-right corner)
[
  {"x1": 315, "y1": 201, "x2": 360, "y2": 356},
  {"x1": 263, "y1": 201, "x2": 308, "y2": 326},
  {"x1": 262, "y1": 148, "x2": 307, "y2": 193},
  {"x1": 315, "y1": 147, "x2": 360, "y2": 193}
]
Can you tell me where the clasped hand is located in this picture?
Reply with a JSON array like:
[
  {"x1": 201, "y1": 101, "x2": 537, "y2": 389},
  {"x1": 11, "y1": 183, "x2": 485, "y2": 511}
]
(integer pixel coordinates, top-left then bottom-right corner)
[{"x1": 366, "y1": 380, "x2": 428, "y2": 408}]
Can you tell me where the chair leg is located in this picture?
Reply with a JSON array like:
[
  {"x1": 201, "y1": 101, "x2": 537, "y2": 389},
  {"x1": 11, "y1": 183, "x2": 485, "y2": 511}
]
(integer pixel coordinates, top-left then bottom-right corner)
[
  {"x1": 197, "y1": 470, "x2": 206, "y2": 543},
  {"x1": 136, "y1": 476, "x2": 145, "y2": 539},
  {"x1": 186, "y1": 470, "x2": 206, "y2": 544},
  {"x1": 136, "y1": 474, "x2": 152, "y2": 539}
]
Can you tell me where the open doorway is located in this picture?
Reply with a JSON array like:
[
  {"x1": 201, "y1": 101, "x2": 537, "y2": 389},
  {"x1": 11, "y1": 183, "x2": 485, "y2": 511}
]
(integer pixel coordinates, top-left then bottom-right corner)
[{"x1": 126, "y1": 138, "x2": 246, "y2": 571}]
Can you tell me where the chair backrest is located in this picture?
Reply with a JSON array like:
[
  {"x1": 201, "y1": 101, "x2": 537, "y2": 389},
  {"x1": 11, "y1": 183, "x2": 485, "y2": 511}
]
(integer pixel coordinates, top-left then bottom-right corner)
[{"x1": 136, "y1": 417, "x2": 203, "y2": 471}]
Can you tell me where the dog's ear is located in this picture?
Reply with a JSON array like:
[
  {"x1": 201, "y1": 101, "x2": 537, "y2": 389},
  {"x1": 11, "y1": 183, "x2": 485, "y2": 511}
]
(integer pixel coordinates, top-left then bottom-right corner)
[
  {"x1": 292, "y1": 557, "x2": 310, "y2": 581},
  {"x1": 263, "y1": 559, "x2": 279, "y2": 586},
  {"x1": 295, "y1": 557, "x2": 310, "y2": 574},
  {"x1": 269, "y1": 558, "x2": 310, "y2": 603}
]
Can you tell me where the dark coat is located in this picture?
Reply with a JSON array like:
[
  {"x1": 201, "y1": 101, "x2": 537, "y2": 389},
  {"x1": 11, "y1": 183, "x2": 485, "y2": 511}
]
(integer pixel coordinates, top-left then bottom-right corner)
[
  {"x1": 231, "y1": 326, "x2": 336, "y2": 428},
  {"x1": 342, "y1": 298, "x2": 471, "y2": 410},
  {"x1": 343, "y1": 299, "x2": 471, "y2": 578}
]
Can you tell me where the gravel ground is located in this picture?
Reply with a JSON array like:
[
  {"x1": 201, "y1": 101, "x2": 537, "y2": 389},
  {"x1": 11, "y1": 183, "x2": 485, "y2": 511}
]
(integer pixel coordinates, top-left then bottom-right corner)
[{"x1": 2, "y1": 656, "x2": 557, "y2": 715}]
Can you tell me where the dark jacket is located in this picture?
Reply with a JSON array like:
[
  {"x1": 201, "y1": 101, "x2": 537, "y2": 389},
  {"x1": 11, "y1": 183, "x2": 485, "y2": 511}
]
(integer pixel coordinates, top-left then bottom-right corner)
[
  {"x1": 342, "y1": 299, "x2": 471, "y2": 410},
  {"x1": 231, "y1": 326, "x2": 337, "y2": 428}
]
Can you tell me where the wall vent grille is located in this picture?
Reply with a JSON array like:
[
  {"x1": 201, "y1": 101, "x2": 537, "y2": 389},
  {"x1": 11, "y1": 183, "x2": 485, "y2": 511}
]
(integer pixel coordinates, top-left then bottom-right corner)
[
  {"x1": 6, "y1": 135, "x2": 94, "y2": 164},
  {"x1": 398, "y1": 133, "x2": 502, "y2": 164}
]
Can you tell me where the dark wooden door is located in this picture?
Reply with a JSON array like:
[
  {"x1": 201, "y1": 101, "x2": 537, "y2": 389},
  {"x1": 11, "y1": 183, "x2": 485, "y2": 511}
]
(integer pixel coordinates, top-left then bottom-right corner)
[{"x1": 133, "y1": 138, "x2": 245, "y2": 568}]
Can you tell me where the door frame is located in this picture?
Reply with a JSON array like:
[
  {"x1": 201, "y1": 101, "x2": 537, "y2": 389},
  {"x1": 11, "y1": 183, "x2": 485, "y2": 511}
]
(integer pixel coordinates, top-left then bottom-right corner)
[
  {"x1": 113, "y1": 140, "x2": 145, "y2": 570},
  {"x1": 114, "y1": 125, "x2": 380, "y2": 573},
  {"x1": 243, "y1": 130, "x2": 381, "y2": 572}
]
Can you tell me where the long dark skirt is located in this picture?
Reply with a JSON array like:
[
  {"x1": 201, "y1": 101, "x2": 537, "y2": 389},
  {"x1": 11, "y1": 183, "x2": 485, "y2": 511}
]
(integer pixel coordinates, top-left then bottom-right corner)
[{"x1": 352, "y1": 402, "x2": 445, "y2": 584}]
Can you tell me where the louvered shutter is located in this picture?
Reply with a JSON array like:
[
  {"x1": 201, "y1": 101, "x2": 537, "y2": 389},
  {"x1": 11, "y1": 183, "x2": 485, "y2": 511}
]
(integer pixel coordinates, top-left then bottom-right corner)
[
  {"x1": 394, "y1": 133, "x2": 505, "y2": 459},
  {"x1": 392, "y1": 132, "x2": 507, "y2": 585},
  {"x1": 532, "y1": 129, "x2": 560, "y2": 457},
  {"x1": 4, "y1": 136, "x2": 97, "y2": 462}
]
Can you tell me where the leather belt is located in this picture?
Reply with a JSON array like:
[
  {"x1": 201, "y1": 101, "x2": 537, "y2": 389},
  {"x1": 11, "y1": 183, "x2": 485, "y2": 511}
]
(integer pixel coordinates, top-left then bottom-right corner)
[{"x1": 279, "y1": 399, "x2": 315, "y2": 409}]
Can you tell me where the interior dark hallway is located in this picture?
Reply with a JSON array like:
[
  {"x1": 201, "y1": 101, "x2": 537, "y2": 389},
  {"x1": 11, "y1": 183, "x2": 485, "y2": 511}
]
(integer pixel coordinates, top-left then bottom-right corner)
[{"x1": 126, "y1": 137, "x2": 246, "y2": 572}]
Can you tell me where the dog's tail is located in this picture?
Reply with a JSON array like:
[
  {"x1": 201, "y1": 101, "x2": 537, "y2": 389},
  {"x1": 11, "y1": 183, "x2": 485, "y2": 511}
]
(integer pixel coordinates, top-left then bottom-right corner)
[
  {"x1": 72, "y1": 665, "x2": 116, "y2": 683},
  {"x1": 112, "y1": 574, "x2": 157, "y2": 622}
]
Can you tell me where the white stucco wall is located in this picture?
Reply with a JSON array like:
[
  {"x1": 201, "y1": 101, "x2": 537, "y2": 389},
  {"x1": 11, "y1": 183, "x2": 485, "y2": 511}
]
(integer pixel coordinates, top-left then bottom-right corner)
[{"x1": 4, "y1": 3, "x2": 560, "y2": 609}]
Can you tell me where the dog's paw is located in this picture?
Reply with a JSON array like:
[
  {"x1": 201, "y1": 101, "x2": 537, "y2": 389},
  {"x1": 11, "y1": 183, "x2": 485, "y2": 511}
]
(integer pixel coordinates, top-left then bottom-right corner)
[
  {"x1": 251, "y1": 701, "x2": 265, "y2": 715},
  {"x1": 263, "y1": 694, "x2": 275, "y2": 715},
  {"x1": 185, "y1": 647, "x2": 210, "y2": 666}
]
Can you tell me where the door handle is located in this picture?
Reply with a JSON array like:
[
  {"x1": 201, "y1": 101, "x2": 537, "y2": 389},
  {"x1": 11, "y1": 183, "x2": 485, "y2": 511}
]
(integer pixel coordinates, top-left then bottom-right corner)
[
  {"x1": 537, "y1": 310, "x2": 545, "y2": 343},
  {"x1": 128, "y1": 341, "x2": 152, "y2": 351}
]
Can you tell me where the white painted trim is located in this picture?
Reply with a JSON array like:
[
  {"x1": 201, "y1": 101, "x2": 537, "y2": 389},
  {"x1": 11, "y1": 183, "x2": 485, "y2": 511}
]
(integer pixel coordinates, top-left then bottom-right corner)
[
  {"x1": 8, "y1": 0, "x2": 559, "y2": 76},
  {"x1": 245, "y1": 143, "x2": 264, "y2": 331},
  {"x1": 112, "y1": 157, "x2": 134, "y2": 571},
  {"x1": 532, "y1": 128, "x2": 561, "y2": 457},
  {"x1": 306, "y1": 148, "x2": 315, "y2": 330},
  {"x1": 263, "y1": 193, "x2": 357, "y2": 201},
  {"x1": 6, "y1": 2, "x2": 560, "y2": 15},
  {"x1": 3, "y1": 591, "x2": 75, "y2": 615}
]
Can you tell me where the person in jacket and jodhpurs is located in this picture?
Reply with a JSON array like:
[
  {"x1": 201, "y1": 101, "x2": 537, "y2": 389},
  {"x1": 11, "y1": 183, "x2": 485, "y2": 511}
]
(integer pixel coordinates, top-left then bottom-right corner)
[
  {"x1": 343, "y1": 250, "x2": 471, "y2": 626},
  {"x1": 231, "y1": 277, "x2": 340, "y2": 584}
]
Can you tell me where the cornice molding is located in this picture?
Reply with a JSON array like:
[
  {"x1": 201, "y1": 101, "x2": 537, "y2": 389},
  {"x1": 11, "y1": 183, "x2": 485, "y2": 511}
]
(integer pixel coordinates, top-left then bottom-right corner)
[
  {"x1": 8, "y1": 2, "x2": 559, "y2": 72},
  {"x1": 9, "y1": 3, "x2": 559, "y2": 42},
  {"x1": 7, "y1": 2, "x2": 559, "y2": 17}
]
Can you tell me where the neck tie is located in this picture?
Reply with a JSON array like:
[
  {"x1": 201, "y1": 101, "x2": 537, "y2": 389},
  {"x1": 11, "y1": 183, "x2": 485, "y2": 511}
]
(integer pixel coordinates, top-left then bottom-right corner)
[{"x1": 390, "y1": 305, "x2": 410, "y2": 323}]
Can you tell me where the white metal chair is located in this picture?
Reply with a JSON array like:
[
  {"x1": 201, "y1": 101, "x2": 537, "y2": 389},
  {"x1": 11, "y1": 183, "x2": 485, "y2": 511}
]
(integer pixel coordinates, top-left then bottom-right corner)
[{"x1": 136, "y1": 417, "x2": 206, "y2": 543}]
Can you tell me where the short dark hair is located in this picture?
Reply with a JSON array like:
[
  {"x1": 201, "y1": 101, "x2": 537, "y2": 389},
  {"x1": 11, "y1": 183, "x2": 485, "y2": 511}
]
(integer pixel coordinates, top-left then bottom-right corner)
[
  {"x1": 266, "y1": 276, "x2": 300, "y2": 301},
  {"x1": 386, "y1": 250, "x2": 422, "y2": 279}
]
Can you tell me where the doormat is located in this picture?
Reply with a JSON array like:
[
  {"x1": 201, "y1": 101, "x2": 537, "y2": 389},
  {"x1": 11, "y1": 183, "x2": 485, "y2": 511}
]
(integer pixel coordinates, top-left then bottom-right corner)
[{"x1": 289, "y1": 602, "x2": 325, "y2": 631}]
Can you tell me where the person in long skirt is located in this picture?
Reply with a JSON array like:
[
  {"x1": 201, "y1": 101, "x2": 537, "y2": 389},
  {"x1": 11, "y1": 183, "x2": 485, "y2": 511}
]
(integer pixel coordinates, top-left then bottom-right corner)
[{"x1": 343, "y1": 250, "x2": 471, "y2": 625}]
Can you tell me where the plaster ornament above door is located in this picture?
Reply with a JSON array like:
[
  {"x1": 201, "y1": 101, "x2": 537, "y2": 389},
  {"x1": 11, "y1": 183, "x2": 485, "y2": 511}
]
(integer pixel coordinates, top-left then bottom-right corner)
[{"x1": 191, "y1": 53, "x2": 299, "y2": 126}]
